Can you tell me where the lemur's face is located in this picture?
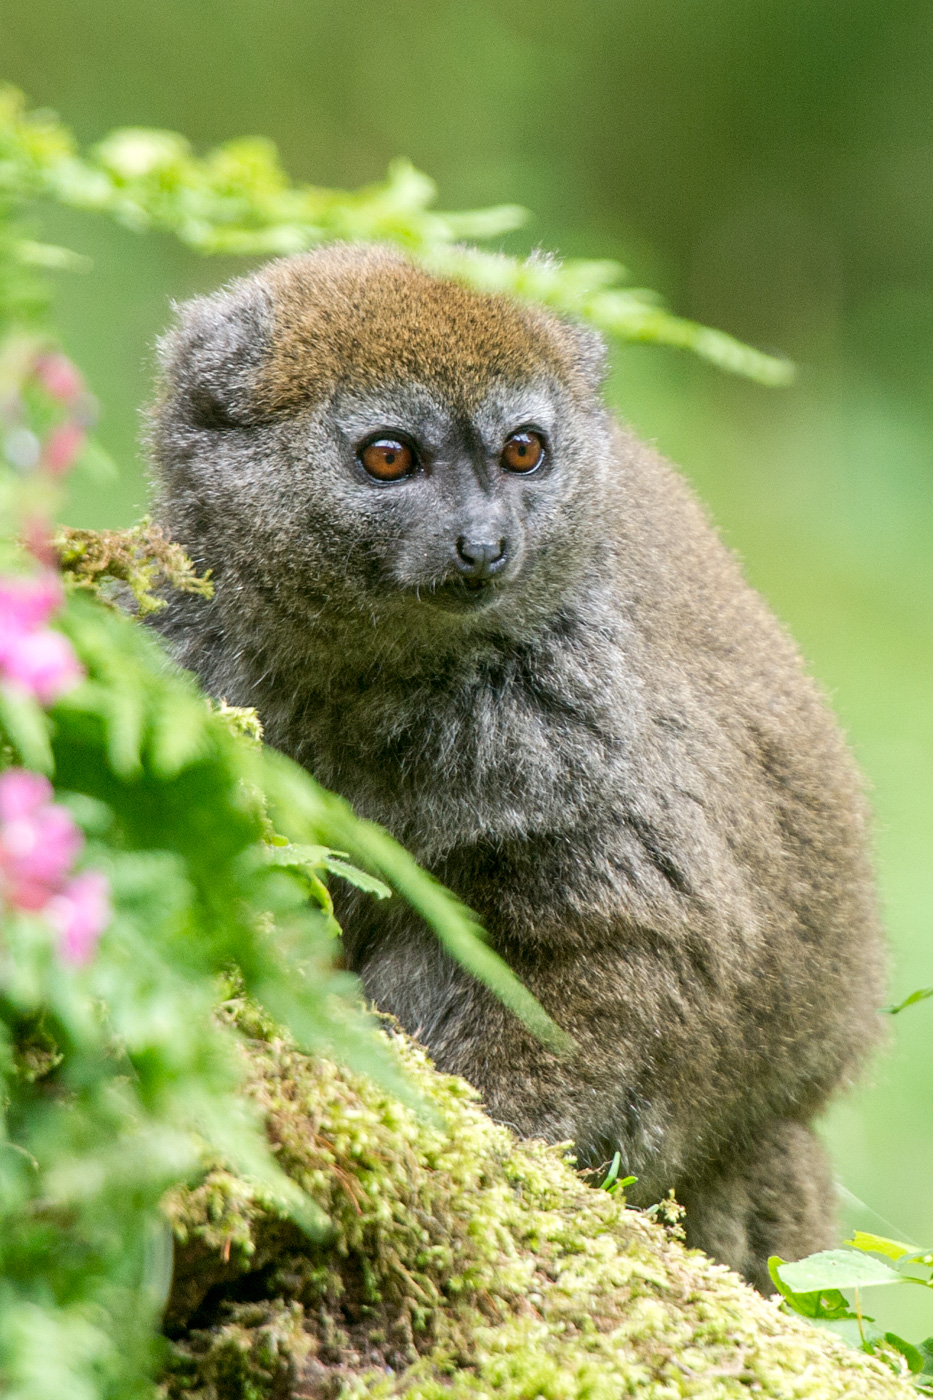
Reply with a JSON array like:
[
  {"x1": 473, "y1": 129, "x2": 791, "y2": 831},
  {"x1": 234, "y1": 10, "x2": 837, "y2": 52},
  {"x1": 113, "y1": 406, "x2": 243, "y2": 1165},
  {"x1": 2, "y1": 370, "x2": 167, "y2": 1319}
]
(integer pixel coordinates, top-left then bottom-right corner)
[
  {"x1": 152, "y1": 246, "x2": 611, "y2": 635},
  {"x1": 288, "y1": 373, "x2": 611, "y2": 619}
]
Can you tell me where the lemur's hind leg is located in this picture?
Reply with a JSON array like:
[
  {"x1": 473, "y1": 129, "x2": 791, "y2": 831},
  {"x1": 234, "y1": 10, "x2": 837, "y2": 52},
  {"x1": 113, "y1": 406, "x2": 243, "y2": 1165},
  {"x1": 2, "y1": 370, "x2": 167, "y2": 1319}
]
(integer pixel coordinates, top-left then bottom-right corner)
[{"x1": 680, "y1": 1118, "x2": 835, "y2": 1293}]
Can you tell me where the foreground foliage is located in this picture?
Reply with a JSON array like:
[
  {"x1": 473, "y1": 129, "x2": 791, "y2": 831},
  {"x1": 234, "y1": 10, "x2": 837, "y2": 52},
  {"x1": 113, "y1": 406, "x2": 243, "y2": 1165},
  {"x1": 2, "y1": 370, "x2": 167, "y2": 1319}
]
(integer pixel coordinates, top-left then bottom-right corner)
[
  {"x1": 0, "y1": 570, "x2": 564, "y2": 1400},
  {"x1": 0, "y1": 86, "x2": 791, "y2": 384},
  {"x1": 770, "y1": 1238, "x2": 933, "y2": 1390}
]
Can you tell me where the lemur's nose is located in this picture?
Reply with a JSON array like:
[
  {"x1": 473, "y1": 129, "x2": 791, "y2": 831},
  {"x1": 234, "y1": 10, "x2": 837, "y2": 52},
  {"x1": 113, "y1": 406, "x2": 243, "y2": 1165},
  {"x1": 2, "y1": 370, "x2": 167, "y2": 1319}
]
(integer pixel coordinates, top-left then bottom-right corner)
[{"x1": 454, "y1": 537, "x2": 509, "y2": 579}]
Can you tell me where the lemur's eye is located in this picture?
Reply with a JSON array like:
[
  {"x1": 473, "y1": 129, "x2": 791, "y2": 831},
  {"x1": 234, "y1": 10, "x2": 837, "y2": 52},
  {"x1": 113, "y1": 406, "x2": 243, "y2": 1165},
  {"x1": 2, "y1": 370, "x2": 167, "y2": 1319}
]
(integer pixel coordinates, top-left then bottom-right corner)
[
  {"x1": 501, "y1": 430, "x2": 545, "y2": 474},
  {"x1": 359, "y1": 436, "x2": 416, "y2": 481}
]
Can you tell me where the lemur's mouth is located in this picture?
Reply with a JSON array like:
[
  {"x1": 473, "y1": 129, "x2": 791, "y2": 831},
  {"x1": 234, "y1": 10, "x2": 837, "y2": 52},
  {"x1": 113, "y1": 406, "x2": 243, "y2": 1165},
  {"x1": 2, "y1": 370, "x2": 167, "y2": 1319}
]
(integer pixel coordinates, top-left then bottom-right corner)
[{"x1": 415, "y1": 575, "x2": 503, "y2": 614}]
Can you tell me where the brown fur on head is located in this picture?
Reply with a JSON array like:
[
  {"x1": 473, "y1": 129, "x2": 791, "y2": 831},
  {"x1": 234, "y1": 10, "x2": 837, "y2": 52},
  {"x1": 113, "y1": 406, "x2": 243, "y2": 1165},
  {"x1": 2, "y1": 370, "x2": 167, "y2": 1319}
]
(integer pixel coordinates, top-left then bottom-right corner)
[
  {"x1": 255, "y1": 245, "x2": 604, "y2": 414},
  {"x1": 149, "y1": 243, "x2": 885, "y2": 1295}
]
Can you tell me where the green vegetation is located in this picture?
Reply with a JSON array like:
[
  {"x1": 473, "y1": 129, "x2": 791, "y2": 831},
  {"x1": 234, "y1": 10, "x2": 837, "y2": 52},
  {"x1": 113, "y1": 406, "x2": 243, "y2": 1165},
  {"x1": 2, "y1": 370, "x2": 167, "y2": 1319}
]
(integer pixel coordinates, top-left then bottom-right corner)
[
  {"x1": 0, "y1": 86, "x2": 791, "y2": 384},
  {"x1": 0, "y1": 551, "x2": 561, "y2": 1398},
  {"x1": 770, "y1": 1237, "x2": 933, "y2": 1388}
]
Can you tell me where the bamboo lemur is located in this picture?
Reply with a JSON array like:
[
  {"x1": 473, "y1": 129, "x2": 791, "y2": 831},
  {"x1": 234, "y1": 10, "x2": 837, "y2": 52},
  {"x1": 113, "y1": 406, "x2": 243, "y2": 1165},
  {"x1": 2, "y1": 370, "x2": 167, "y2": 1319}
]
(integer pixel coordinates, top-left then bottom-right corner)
[{"x1": 148, "y1": 243, "x2": 884, "y2": 1291}]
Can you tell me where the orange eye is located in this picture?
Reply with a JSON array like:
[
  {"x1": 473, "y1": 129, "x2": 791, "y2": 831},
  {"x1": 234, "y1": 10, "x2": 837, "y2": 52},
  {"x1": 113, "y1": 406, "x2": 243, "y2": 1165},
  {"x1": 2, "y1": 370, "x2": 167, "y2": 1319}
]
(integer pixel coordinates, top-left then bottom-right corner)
[
  {"x1": 501, "y1": 430, "x2": 545, "y2": 474},
  {"x1": 359, "y1": 437, "x2": 415, "y2": 481}
]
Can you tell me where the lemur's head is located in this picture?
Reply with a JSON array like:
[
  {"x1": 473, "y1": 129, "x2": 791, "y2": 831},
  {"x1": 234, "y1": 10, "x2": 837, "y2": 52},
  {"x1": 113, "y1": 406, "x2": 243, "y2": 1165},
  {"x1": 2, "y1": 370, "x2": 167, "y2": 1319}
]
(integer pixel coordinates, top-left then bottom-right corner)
[{"x1": 150, "y1": 244, "x2": 612, "y2": 640}]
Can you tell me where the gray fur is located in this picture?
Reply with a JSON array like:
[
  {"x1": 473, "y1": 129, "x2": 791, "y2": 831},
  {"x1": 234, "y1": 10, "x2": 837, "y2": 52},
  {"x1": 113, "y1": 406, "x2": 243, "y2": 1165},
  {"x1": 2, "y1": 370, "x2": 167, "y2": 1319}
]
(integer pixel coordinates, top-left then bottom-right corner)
[{"x1": 147, "y1": 245, "x2": 884, "y2": 1292}]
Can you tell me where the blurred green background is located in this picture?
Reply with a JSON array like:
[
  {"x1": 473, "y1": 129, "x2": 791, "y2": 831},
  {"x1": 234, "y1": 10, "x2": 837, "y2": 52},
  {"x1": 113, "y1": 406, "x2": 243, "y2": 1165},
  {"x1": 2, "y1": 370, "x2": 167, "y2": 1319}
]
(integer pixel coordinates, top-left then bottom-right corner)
[{"x1": 3, "y1": 0, "x2": 932, "y2": 1328}]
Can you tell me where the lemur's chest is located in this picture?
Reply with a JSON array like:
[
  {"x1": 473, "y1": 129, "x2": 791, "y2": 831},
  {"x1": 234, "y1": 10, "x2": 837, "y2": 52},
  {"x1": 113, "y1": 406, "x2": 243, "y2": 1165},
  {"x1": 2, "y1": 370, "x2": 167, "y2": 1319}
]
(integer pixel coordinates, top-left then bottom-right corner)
[{"x1": 267, "y1": 650, "x2": 639, "y2": 859}]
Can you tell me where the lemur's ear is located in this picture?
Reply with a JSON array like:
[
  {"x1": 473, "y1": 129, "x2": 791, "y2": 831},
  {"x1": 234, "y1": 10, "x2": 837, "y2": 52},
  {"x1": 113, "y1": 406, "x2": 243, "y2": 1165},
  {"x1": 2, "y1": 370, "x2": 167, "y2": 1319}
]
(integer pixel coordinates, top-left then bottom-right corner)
[
  {"x1": 560, "y1": 320, "x2": 610, "y2": 394},
  {"x1": 155, "y1": 280, "x2": 273, "y2": 430}
]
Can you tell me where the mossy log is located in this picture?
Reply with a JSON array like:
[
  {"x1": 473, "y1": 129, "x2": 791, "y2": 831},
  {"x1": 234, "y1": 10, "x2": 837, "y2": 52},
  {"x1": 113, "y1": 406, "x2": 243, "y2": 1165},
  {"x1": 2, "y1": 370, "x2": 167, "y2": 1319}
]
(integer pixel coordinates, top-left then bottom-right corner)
[{"x1": 161, "y1": 1003, "x2": 914, "y2": 1399}]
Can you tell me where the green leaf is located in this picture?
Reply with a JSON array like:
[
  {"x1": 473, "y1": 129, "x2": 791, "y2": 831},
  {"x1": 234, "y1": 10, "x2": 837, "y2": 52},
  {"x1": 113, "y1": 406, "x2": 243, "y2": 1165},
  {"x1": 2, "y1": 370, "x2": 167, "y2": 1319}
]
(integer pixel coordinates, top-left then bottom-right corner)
[
  {"x1": 600, "y1": 1152, "x2": 622, "y2": 1191},
  {"x1": 883, "y1": 1333, "x2": 925, "y2": 1374},
  {"x1": 1, "y1": 88, "x2": 797, "y2": 385},
  {"x1": 778, "y1": 1249, "x2": 904, "y2": 1294},
  {"x1": 442, "y1": 203, "x2": 529, "y2": 239},
  {"x1": 148, "y1": 688, "x2": 210, "y2": 777},
  {"x1": 319, "y1": 854, "x2": 392, "y2": 900},
  {"x1": 382, "y1": 156, "x2": 436, "y2": 212},
  {"x1": 267, "y1": 842, "x2": 391, "y2": 898},
  {"x1": 887, "y1": 986, "x2": 933, "y2": 1014},
  {"x1": 330, "y1": 812, "x2": 572, "y2": 1051},
  {"x1": 818, "y1": 1318, "x2": 873, "y2": 1349},
  {"x1": 93, "y1": 126, "x2": 191, "y2": 179},
  {"x1": 919, "y1": 1338, "x2": 933, "y2": 1375},
  {"x1": 767, "y1": 1256, "x2": 857, "y2": 1320},
  {"x1": 56, "y1": 790, "x2": 113, "y2": 835},
  {"x1": 102, "y1": 679, "x2": 146, "y2": 776},
  {"x1": 266, "y1": 842, "x2": 335, "y2": 868},
  {"x1": 845, "y1": 1230, "x2": 915, "y2": 1261},
  {"x1": 14, "y1": 238, "x2": 91, "y2": 271},
  {"x1": 0, "y1": 685, "x2": 53, "y2": 773}
]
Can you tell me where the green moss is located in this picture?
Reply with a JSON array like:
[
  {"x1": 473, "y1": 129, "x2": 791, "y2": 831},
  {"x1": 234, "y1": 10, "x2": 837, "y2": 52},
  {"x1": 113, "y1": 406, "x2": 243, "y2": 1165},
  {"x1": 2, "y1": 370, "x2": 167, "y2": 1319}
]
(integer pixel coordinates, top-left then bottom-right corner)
[
  {"x1": 161, "y1": 1005, "x2": 915, "y2": 1399},
  {"x1": 53, "y1": 518, "x2": 214, "y2": 615}
]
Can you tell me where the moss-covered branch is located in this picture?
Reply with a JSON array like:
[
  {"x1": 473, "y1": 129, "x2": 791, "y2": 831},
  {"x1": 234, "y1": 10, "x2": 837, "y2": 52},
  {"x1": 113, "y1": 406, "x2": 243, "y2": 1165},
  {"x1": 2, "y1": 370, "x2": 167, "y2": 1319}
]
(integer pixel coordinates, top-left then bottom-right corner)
[
  {"x1": 52, "y1": 519, "x2": 214, "y2": 615},
  {"x1": 162, "y1": 1002, "x2": 916, "y2": 1399}
]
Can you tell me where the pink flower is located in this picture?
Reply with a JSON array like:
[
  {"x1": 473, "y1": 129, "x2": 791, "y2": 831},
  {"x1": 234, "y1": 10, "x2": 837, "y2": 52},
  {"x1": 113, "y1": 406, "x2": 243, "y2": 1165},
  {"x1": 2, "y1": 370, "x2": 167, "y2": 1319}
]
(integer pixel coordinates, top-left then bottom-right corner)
[
  {"x1": 0, "y1": 573, "x2": 83, "y2": 704},
  {"x1": 0, "y1": 769, "x2": 111, "y2": 964},
  {"x1": 0, "y1": 769, "x2": 54, "y2": 822},
  {"x1": 1, "y1": 629, "x2": 84, "y2": 704},
  {"x1": 0, "y1": 574, "x2": 62, "y2": 634},
  {"x1": 22, "y1": 516, "x2": 56, "y2": 569},
  {"x1": 42, "y1": 423, "x2": 86, "y2": 477},
  {"x1": 47, "y1": 871, "x2": 111, "y2": 965},
  {"x1": 33, "y1": 353, "x2": 84, "y2": 405},
  {"x1": 0, "y1": 769, "x2": 83, "y2": 909}
]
